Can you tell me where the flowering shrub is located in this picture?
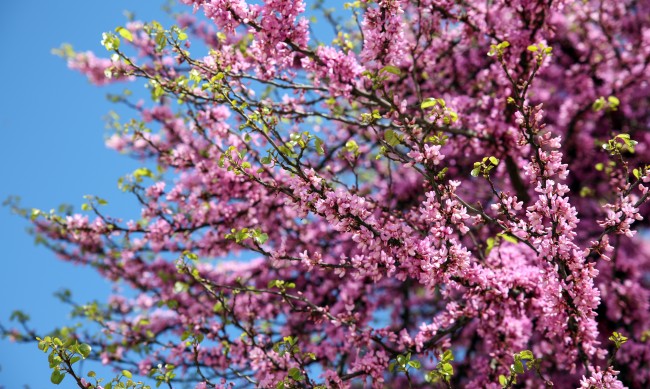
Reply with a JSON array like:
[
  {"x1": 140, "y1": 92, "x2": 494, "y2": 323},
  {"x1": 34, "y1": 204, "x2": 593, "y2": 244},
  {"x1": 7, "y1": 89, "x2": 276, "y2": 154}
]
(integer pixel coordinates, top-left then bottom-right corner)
[{"x1": 3, "y1": 0, "x2": 650, "y2": 388}]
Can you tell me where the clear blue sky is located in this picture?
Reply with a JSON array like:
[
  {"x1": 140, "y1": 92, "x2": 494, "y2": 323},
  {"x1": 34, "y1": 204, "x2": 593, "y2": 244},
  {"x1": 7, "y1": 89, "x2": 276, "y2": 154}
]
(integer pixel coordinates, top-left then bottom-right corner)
[{"x1": 0, "y1": 1, "x2": 172, "y2": 387}]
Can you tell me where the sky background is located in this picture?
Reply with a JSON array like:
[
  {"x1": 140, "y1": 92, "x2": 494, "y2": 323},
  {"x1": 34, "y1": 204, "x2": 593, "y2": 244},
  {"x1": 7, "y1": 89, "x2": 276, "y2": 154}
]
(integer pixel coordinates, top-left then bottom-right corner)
[{"x1": 0, "y1": 2, "x2": 174, "y2": 387}]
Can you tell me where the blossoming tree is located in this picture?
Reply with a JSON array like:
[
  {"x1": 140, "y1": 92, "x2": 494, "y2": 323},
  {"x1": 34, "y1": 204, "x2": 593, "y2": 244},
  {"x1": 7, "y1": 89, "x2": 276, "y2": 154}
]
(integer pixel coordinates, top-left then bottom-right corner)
[{"x1": 4, "y1": 0, "x2": 650, "y2": 387}]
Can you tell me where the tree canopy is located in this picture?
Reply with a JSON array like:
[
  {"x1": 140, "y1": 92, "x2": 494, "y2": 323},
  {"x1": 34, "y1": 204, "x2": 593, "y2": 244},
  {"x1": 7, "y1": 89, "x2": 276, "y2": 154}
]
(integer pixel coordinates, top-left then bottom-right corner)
[{"x1": 3, "y1": 0, "x2": 650, "y2": 388}]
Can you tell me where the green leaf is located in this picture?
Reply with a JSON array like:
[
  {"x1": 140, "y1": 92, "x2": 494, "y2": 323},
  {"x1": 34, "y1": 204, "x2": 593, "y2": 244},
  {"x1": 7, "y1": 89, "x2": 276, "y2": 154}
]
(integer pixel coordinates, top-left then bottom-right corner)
[
  {"x1": 254, "y1": 232, "x2": 269, "y2": 245},
  {"x1": 30, "y1": 208, "x2": 41, "y2": 220},
  {"x1": 592, "y1": 96, "x2": 606, "y2": 111},
  {"x1": 155, "y1": 31, "x2": 166, "y2": 50},
  {"x1": 424, "y1": 371, "x2": 437, "y2": 383},
  {"x1": 384, "y1": 130, "x2": 400, "y2": 147},
  {"x1": 288, "y1": 367, "x2": 302, "y2": 381},
  {"x1": 499, "y1": 233, "x2": 518, "y2": 244},
  {"x1": 51, "y1": 370, "x2": 65, "y2": 385},
  {"x1": 488, "y1": 156, "x2": 499, "y2": 166},
  {"x1": 380, "y1": 65, "x2": 401, "y2": 75},
  {"x1": 78, "y1": 343, "x2": 92, "y2": 358},
  {"x1": 122, "y1": 370, "x2": 133, "y2": 378},
  {"x1": 527, "y1": 45, "x2": 538, "y2": 52},
  {"x1": 609, "y1": 331, "x2": 628, "y2": 348},
  {"x1": 314, "y1": 137, "x2": 325, "y2": 155},
  {"x1": 173, "y1": 282, "x2": 188, "y2": 293},
  {"x1": 189, "y1": 69, "x2": 202, "y2": 83},
  {"x1": 10, "y1": 310, "x2": 30, "y2": 322},
  {"x1": 345, "y1": 139, "x2": 359, "y2": 154},
  {"x1": 486, "y1": 235, "x2": 496, "y2": 251},
  {"x1": 408, "y1": 360, "x2": 421, "y2": 369},
  {"x1": 499, "y1": 375, "x2": 508, "y2": 387},
  {"x1": 513, "y1": 360, "x2": 525, "y2": 374},
  {"x1": 518, "y1": 350, "x2": 534, "y2": 360},
  {"x1": 101, "y1": 32, "x2": 120, "y2": 51},
  {"x1": 49, "y1": 353, "x2": 62, "y2": 368},
  {"x1": 115, "y1": 27, "x2": 133, "y2": 42},
  {"x1": 442, "y1": 350, "x2": 453, "y2": 361},
  {"x1": 133, "y1": 167, "x2": 153, "y2": 181},
  {"x1": 421, "y1": 98, "x2": 438, "y2": 110}
]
